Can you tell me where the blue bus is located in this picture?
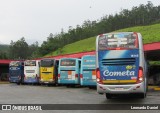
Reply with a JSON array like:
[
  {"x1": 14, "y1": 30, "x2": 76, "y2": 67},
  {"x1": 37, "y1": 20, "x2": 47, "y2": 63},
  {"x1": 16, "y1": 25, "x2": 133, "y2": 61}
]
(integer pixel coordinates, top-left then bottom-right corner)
[
  {"x1": 80, "y1": 55, "x2": 96, "y2": 87},
  {"x1": 96, "y1": 32, "x2": 148, "y2": 99},
  {"x1": 58, "y1": 58, "x2": 81, "y2": 85},
  {"x1": 24, "y1": 60, "x2": 40, "y2": 84},
  {"x1": 9, "y1": 61, "x2": 24, "y2": 85}
]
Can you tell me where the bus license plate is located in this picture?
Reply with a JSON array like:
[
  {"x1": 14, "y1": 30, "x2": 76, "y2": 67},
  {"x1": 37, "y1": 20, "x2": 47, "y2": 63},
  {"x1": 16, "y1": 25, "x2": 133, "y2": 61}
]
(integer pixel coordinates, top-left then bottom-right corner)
[{"x1": 115, "y1": 87, "x2": 124, "y2": 90}]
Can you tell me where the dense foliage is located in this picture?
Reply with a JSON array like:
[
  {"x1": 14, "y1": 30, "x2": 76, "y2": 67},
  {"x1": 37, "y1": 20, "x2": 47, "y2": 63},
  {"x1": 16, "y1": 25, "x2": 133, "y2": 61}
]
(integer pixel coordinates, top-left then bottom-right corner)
[
  {"x1": 0, "y1": 45, "x2": 9, "y2": 59},
  {"x1": 39, "y1": 2, "x2": 160, "y2": 56},
  {"x1": 44, "y1": 23, "x2": 160, "y2": 56},
  {"x1": 9, "y1": 37, "x2": 39, "y2": 59}
]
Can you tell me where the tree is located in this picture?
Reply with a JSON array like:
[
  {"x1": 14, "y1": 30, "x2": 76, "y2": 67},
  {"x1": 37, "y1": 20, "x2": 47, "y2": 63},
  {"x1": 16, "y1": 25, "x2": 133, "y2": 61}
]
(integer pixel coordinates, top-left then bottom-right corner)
[
  {"x1": 38, "y1": 2, "x2": 160, "y2": 56},
  {"x1": 28, "y1": 41, "x2": 39, "y2": 59},
  {"x1": 9, "y1": 37, "x2": 29, "y2": 59},
  {"x1": 0, "y1": 51, "x2": 8, "y2": 59}
]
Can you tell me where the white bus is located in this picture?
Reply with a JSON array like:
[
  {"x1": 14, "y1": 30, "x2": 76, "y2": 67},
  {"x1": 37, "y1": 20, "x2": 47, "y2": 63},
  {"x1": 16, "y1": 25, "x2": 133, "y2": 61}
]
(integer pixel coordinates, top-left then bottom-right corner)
[
  {"x1": 24, "y1": 60, "x2": 40, "y2": 84},
  {"x1": 96, "y1": 32, "x2": 148, "y2": 99}
]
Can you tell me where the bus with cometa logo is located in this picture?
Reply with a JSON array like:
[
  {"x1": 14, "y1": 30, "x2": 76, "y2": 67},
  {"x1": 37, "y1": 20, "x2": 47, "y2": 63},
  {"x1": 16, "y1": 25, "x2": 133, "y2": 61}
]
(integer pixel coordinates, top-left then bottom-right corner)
[
  {"x1": 58, "y1": 58, "x2": 81, "y2": 85},
  {"x1": 96, "y1": 32, "x2": 148, "y2": 99},
  {"x1": 24, "y1": 60, "x2": 40, "y2": 84},
  {"x1": 9, "y1": 61, "x2": 24, "y2": 85},
  {"x1": 39, "y1": 58, "x2": 58, "y2": 85},
  {"x1": 80, "y1": 55, "x2": 96, "y2": 87}
]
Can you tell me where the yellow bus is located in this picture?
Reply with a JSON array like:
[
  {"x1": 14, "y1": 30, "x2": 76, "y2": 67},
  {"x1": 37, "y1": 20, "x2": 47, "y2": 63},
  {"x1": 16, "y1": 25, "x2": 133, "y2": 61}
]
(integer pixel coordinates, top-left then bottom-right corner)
[{"x1": 39, "y1": 58, "x2": 58, "y2": 85}]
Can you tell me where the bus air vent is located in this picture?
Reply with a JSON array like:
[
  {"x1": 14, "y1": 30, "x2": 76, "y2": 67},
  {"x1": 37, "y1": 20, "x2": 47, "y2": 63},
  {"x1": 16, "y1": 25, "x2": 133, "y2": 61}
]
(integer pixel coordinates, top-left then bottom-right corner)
[{"x1": 101, "y1": 58, "x2": 136, "y2": 65}]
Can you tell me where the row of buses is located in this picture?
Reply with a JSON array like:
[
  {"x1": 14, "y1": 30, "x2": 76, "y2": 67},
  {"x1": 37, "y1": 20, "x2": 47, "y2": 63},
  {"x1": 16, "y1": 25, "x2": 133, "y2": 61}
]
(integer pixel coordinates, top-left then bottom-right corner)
[
  {"x1": 9, "y1": 55, "x2": 96, "y2": 87},
  {"x1": 9, "y1": 32, "x2": 148, "y2": 99}
]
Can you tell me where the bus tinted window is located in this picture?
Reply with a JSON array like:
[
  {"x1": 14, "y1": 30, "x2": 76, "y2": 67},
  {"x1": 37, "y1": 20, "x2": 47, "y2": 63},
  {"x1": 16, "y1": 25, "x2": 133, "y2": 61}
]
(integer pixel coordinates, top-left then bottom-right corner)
[
  {"x1": 41, "y1": 60, "x2": 54, "y2": 67},
  {"x1": 98, "y1": 33, "x2": 138, "y2": 50},
  {"x1": 83, "y1": 59, "x2": 96, "y2": 68},
  {"x1": 61, "y1": 59, "x2": 76, "y2": 66},
  {"x1": 10, "y1": 61, "x2": 20, "y2": 67},
  {"x1": 25, "y1": 61, "x2": 36, "y2": 66}
]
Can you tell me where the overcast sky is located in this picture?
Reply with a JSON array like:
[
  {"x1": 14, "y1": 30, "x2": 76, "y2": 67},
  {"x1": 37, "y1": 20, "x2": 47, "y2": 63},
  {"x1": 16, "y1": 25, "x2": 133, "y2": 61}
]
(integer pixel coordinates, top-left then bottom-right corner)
[{"x1": 0, "y1": 0, "x2": 159, "y2": 45}]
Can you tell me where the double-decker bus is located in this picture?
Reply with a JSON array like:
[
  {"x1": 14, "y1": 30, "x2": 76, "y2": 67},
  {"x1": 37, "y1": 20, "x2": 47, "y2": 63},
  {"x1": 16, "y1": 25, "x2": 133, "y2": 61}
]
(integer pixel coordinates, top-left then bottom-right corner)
[
  {"x1": 80, "y1": 55, "x2": 96, "y2": 87},
  {"x1": 96, "y1": 32, "x2": 148, "y2": 99},
  {"x1": 39, "y1": 58, "x2": 58, "y2": 85},
  {"x1": 58, "y1": 58, "x2": 81, "y2": 85},
  {"x1": 9, "y1": 61, "x2": 24, "y2": 85},
  {"x1": 24, "y1": 60, "x2": 40, "y2": 84}
]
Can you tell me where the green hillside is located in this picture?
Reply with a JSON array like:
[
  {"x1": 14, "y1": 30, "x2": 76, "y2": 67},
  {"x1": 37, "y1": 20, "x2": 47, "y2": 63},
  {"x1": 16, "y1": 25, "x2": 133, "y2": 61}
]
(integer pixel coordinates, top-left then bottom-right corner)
[
  {"x1": 45, "y1": 36, "x2": 96, "y2": 56},
  {"x1": 117, "y1": 23, "x2": 160, "y2": 44},
  {"x1": 45, "y1": 23, "x2": 160, "y2": 57}
]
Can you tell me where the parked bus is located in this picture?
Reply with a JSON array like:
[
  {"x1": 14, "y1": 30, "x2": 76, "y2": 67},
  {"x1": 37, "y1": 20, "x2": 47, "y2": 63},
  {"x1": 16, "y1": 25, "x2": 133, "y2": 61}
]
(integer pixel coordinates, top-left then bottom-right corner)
[
  {"x1": 39, "y1": 58, "x2": 58, "y2": 85},
  {"x1": 96, "y1": 32, "x2": 148, "y2": 99},
  {"x1": 80, "y1": 55, "x2": 96, "y2": 87},
  {"x1": 9, "y1": 61, "x2": 24, "y2": 85},
  {"x1": 58, "y1": 58, "x2": 81, "y2": 85},
  {"x1": 24, "y1": 60, "x2": 40, "y2": 84}
]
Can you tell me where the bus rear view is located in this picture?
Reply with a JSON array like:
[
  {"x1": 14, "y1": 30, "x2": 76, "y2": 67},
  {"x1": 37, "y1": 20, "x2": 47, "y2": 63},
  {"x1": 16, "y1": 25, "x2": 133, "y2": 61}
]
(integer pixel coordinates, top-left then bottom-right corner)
[
  {"x1": 9, "y1": 61, "x2": 24, "y2": 85},
  {"x1": 58, "y1": 58, "x2": 81, "y2": 85},
  {"x1": 80, "y1": 55, "x2": 96, "y2": 87},
  {"x1": 24, "y1": 60, "x2": 40, "y2": 84},
  {"x1": 96, "y1": 32, "x2": 147, "y2": 99},
  {"x1": 39, "y1": 58, "x2": 58, "y2": 85}
]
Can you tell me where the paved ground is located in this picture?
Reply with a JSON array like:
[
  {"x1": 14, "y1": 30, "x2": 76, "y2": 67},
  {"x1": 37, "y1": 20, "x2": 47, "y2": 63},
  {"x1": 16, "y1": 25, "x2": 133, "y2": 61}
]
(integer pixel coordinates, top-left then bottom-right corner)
[{"x1": 0, "y1": 84, "x2": 160, "y2": 113}]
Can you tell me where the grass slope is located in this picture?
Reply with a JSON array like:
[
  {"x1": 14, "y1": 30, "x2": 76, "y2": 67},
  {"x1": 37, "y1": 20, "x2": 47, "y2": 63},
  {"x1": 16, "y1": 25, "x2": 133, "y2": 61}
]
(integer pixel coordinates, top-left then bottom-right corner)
[
  {"x1": 46, "y1": 36, "x2": 96, "y2": 56},
  {"x1": 46, "y1": 23, "x2": 160, "y2": 56},
  {"x1": 117, "y1": 23, "x2": 160, "y2": 44}
]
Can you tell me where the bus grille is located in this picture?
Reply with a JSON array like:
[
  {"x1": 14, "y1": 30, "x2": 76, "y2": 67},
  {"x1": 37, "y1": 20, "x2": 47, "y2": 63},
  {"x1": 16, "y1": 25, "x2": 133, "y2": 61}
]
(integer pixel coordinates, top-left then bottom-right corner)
[{"x1": 101, "y1": 58, "x2": 136, "y2": 65}]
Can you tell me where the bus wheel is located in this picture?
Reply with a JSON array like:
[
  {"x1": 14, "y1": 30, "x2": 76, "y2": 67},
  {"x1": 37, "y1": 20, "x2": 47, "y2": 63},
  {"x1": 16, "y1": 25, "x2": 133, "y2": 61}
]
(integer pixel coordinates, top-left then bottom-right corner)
[
  {"x1": 138, "y1": 93, "x2": 146, "y2": 99},
  {"x1": 21, "y1": 83, "x2": 24, "y2": 85},
  {"x1": 106, "y1": 93, "x2": 112, "y2": 99},
  {"x1": 16, "y1": 83, "x2": 20, "y2": 85},
  {"x1": 89, "y1": 86, "x2": 93, "y2": 89},
  {"x1": 53, "y1": 84, "x2": 57, "y2": 87}
]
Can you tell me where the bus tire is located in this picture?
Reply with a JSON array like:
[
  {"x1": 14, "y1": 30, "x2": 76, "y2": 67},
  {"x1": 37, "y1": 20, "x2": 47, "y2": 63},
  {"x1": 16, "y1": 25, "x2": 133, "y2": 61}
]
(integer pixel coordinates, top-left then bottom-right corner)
[
  {"x1": 138, "y1": 93, "x2": 146, "y2": 99},
  {"x1": 16, "y1": 83, "x2": 20, "y2": 85},
  {"x1": 106, "y1": 93, "x2": 112, "y2": 99}
]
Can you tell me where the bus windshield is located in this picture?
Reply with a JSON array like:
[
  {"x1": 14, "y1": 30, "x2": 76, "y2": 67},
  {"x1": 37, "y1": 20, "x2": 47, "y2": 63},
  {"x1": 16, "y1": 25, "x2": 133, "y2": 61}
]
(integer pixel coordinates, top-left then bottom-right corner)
[
  {"x1": 25, "y1": 61, "x2": 36, "y2": 66},
  {"x1": 10, "y1": 61, "x2": 21, "y2": 67},
  {"x1": 60, "y1": 59, "x2": 76, "y2": 66},
  {"x1": 41, "y1": 59, "x2": 54, "y2": 67},
  {"x1": 98, "y1": 32, "x2": 138, "y2": 50}
]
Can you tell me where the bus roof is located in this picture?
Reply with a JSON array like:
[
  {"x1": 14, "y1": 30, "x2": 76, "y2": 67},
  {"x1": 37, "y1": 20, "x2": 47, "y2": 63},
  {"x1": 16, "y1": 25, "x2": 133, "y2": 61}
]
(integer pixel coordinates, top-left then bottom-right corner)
[{"x1": 60, "y1": 58, "x2": 80, "y2": 60}]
